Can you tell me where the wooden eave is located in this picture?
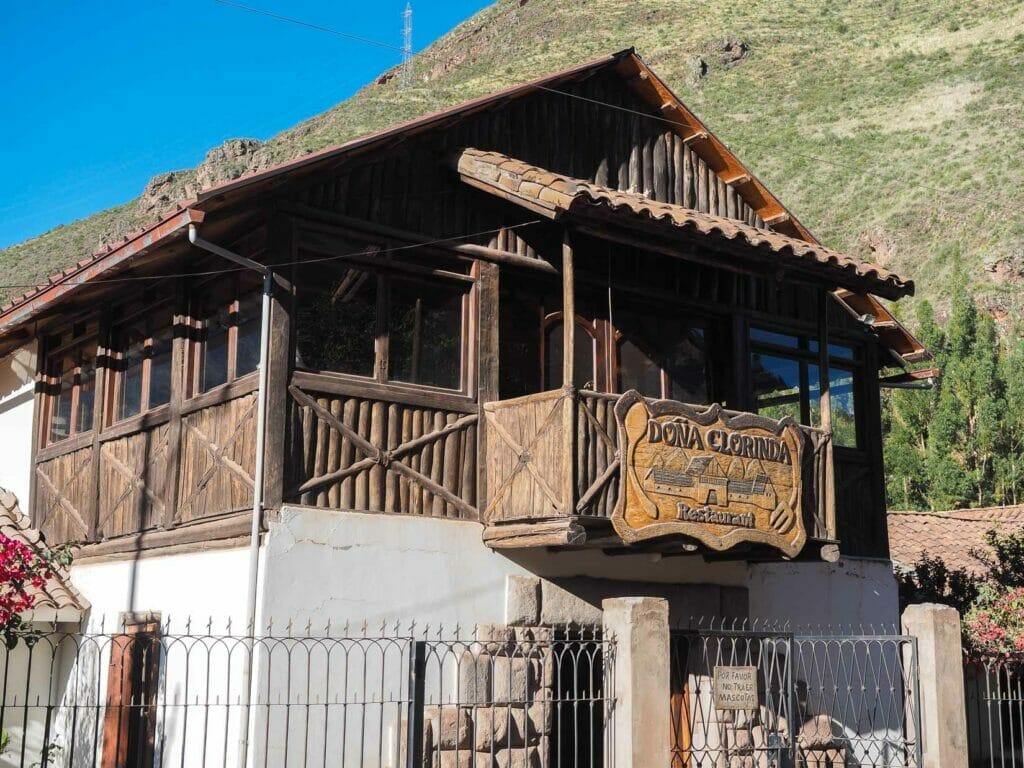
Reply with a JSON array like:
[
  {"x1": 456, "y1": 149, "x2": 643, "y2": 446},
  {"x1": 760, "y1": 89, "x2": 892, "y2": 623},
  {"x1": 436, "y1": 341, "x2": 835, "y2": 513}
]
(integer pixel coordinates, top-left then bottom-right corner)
[
  {"x1": 0, "y1": 49, "x2": 927, "y2": 363},
  {"x1": 453, "y1": 148, "x2": 914, "y2": 301}
]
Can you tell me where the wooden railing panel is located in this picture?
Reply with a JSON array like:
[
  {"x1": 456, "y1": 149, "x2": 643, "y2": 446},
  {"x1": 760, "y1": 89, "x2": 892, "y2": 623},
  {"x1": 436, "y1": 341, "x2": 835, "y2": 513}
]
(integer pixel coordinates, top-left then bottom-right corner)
[
  {"x1": 35, "y1": 446, "x2": 93, "y2": 545},
  {"x1": 97, "y1": 424, "x2": 170, "y2": 538},
  {"x1": 286, "y1": 382, "x2": 477, "y2": 518},
  {"x1": 575, "y1": 392, "x2": 620, "y2": 519},
  {"x1": 483, "y1": 389, "x2": 838, "y2": 547},
  {"x1": 177, "y1": 392, "x2": 258, "y2": 523},
  {"x1": 482, "y1": 391, "x2": 567, "y2": 524}
]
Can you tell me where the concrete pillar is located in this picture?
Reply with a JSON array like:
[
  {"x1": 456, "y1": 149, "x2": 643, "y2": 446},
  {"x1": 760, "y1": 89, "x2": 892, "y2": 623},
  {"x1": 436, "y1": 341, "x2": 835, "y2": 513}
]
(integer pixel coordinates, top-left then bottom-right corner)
[
  {"x1": 902, "y1": 603, "x2": 968, "y2": 768},
  {"x1": 602, "y1": 597, "x2": 670, "y2": 768}
]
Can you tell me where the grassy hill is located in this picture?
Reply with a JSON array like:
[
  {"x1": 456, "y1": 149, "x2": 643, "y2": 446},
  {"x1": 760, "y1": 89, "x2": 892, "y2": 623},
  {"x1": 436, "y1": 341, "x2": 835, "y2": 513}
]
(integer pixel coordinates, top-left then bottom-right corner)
[{"x1": 3, "y1": 0, "x2": 1023, "y2": 322}]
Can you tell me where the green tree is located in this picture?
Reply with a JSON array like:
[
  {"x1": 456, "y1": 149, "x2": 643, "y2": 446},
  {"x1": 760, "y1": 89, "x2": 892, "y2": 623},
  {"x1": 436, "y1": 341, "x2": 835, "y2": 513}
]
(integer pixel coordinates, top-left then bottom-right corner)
[{"x1": 884, "y1": 266, "x2": 1024, "y2": 511}]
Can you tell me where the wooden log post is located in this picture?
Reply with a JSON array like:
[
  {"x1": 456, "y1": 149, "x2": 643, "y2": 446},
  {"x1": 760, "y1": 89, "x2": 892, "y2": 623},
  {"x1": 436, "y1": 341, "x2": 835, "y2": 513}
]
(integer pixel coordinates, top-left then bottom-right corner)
[
  {"x1": 162, "y1": 278, "x2": 188, "y2": 528},
  {"x1": 476, "y1": 261, "x2": 499, "y2": 519},
  {"x1": 561, "y1": 230, "x2": 576, "y2": 518},
  {"x1": 818, "y1": 289, "x2": 836, "y2": 541},
  {"x1": 261, "y1": 215, "x2": 297, "y2": 513}
]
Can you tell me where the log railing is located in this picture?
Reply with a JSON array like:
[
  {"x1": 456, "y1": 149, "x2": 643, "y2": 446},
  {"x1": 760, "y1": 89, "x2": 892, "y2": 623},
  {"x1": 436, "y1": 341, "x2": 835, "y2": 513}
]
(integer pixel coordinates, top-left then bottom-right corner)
[
  {"x1": 284, "y1": 375, "x2": 478, "y2": 518},
  {"x1": 481, "y1": 388, "x2": 836, "y2": 549}
]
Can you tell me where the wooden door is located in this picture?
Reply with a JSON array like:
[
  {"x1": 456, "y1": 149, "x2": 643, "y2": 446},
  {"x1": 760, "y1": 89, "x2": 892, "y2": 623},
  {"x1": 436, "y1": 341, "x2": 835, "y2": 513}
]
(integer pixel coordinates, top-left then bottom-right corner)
[
  {"x1": 670, "y1": 639, "x2": 692, "y2": 768},
  {"x1": 101, "y1": 618, "x2": 161, "y2": 768}
]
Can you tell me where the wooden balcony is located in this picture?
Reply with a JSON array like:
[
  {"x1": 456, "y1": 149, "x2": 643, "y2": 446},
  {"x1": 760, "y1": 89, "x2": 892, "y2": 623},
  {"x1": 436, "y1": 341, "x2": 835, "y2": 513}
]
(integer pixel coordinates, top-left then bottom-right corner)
[{"x1": 480, "y1": 388, "x2": 835, "y2": 554}]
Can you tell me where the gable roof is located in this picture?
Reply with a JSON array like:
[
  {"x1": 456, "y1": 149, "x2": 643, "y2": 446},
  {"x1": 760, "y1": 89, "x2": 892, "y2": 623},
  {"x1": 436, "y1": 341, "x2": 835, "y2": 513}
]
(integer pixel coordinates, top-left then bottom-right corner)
[
  {"x1": 888, "y1": 507, "x2": 1024, "y2": 575},
  {"x1": 0, "y1": 488, "x2": 89, "y2": 622},
  {"x1": 453, "y1": 148, "x2": 913, "y2": 299},
  {"x1": 0, "y1": 49, "x2": 926, "y2": 362}
]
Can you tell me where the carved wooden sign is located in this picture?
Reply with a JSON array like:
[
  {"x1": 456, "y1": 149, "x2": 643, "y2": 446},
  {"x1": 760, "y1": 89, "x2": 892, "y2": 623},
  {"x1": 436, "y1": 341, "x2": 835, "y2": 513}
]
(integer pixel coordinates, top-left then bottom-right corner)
[{"x1": 612, "y1": 391, "x2": 806, "y2": 557}]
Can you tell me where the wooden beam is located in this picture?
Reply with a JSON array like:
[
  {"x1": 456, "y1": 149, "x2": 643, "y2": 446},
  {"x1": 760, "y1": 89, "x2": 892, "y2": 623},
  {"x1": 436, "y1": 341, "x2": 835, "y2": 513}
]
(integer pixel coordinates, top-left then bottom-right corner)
[
  {"x1": 261, "y1": 215, "x2": 297, "y2": 512},
  {"x1": 561, "y1": 229, "x2": 577, "y2": 525},
  {"x1": 477, "y1": 261, "x2": 500, "y2": 514},
  {"x1": 817, "y1": 288, "x2": 837, "y2": 541},
  {"x1": 482, "y1": 519, "x2": 587, "y2": 548},
  {"x1": 277, "y1": 201, "x2": 558, "y2": 275},
  {"x1": 163, "y1": 278, "x2": 187, "y2": 528}
]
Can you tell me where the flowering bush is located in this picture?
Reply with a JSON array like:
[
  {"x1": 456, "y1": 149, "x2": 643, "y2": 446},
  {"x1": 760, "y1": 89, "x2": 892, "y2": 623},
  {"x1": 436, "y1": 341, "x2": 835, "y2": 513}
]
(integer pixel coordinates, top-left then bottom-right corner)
[
  {"x1": 0, "y1": 533, "x2": 60, "y2": 646},
  {"x1": 964, "y1": 585, "x2": 1024, "y2": 660}
]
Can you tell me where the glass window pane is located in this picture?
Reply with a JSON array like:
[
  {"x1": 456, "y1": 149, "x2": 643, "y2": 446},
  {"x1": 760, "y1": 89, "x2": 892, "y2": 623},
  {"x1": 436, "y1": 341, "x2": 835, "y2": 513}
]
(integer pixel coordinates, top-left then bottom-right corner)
[
  {"x1": 751, "y1": 328, "x2": 799, "y2": 349},
  {"x1": 76, "y1": 351, "x2": 95, "y2": 433},
  {"x1": 295, "y1": 268, "x2": 377, "y2": 376},
  {"x1": 49, "y1": 357, "x2": 74, "y2": 443},
  {"x1": 235, "y1": 292, "x2": 262, "y2": 378},
  {"x1": 618, "y1": 337, "x2": 662, "y2": 398},
  {"x1": 830, "y1": 366, "x2": 859, "y2": 447},
  {"x1": 829, "y1": 343, "x2": 856, "y2": 362},
  {"x1": 148, "y1": 323, "x2": 174, "y2": 409},
  {"x1": 198, "y1": 304, "x2": 230, "y2": 393},
  {"x1": 116, "y1": 330, "x2": 145, "y2": 421},
  {"x1": 664, "y1": 326, "x2": 708, "y2": 404},
  {"x1": 751, "y1": 353, "x2": 802, "y2": 423},
  {"x1": 389, "y1": 278, "x2": 463, "y2": 389},
  {"x1": 808, "y1": 363, "x2": 822, "y2": 428},
  {"x1": 544, "y1": 320, "x2": 595, "y2": 390}
]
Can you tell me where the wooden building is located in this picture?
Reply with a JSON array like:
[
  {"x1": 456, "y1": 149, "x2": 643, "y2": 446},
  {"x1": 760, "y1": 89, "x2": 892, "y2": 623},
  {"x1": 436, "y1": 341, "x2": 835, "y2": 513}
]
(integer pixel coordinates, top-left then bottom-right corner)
[{"x1": 0, "y1": 49, "x2": 926, "y2": 572}]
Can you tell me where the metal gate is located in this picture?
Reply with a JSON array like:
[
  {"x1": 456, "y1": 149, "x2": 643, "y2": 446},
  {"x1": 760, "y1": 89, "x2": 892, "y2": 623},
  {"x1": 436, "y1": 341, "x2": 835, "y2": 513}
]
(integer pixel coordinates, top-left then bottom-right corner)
[
  {"x1": 965, "y1": 658, "x2": 1024, "y2": 768},
  {"x1": 671, "y1": 626, "x2": 922, "y2": 768}
]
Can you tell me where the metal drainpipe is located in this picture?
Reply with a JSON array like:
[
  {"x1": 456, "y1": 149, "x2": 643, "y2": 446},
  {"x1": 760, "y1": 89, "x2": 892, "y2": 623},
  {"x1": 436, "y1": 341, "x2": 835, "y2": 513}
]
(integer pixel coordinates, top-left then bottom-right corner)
[{"x1": 188, "y1": 224, "x2": 270, "y2": 767}]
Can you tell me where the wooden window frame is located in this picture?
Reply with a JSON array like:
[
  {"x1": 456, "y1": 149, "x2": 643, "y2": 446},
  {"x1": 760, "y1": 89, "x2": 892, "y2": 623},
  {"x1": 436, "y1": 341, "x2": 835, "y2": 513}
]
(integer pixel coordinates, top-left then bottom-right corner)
[
  {"x1": 540, "y1": 311, "x2": 605, "y2": 391},
  {"x1": 105, "y1": 302, "x2": 174, "y2": 427},
  {"x1": 185, "y1": 275, "x2": 261, "y2": 400},
  {"x1": 39, "y1": 329, "x2": 99, "y2": 448},
  {"x1": 749, "y1": 324, "x2": 865, "y2": 448},
  {"x1": 540, "y1": 307, "x2": 712, "y2": 402},
  {"x1": 294, "y1": 260, "x2": 476, "y2": 399}
]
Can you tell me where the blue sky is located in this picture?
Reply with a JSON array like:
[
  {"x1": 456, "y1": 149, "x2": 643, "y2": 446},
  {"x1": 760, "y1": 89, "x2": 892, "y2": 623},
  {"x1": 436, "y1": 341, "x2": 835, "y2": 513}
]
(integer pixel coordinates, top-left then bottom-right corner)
[{"x1": 0, "y1": 1, "x2": 491, "y2": 249}]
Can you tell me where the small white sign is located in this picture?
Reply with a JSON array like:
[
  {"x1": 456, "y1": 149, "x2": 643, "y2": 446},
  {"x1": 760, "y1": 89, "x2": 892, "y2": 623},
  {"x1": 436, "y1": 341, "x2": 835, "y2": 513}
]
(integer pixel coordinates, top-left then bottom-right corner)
[{"x1": 713, "y1": 665, "x2": 759, "y2": 710}]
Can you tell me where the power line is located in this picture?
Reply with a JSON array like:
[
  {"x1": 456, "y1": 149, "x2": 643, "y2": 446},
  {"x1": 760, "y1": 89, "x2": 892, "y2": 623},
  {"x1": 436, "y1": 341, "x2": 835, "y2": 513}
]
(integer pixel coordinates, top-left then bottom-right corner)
[
  {"x1": 0, "y1": 220, "x2": 542, "y2": 292},
  {"x1": 204, "y1": 0, "x2": 1012, "y2": 210},
  {"x1": 209, "y1": 0, "x2": 408, "y2": 53}
]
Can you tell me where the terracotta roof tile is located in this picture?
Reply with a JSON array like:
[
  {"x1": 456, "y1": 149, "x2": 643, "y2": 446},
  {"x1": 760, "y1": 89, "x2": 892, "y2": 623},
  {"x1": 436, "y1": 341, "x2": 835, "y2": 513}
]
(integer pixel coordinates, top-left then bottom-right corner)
[
  {"x1": 0, "y1": 488, "x2": 89, "y2": 619},
  {"x1": 887, "y1": 509, "x2": 1024, "y2": 575},
  {"x1": 454, "y1": 148, "x2": 914, "y2": 299}
]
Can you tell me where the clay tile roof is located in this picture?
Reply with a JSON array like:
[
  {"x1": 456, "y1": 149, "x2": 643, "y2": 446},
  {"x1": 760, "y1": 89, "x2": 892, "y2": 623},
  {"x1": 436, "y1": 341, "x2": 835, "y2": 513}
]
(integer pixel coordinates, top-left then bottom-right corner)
[
  {"x1": 0, "y1": 488, "x2": 89, "y2": 620},
  {"x1": 454, "y1": 148, "x2": 914, "y2": 300},
  {"x1": 887, "y1": 508, "x2": 1024, "y2": 576}
]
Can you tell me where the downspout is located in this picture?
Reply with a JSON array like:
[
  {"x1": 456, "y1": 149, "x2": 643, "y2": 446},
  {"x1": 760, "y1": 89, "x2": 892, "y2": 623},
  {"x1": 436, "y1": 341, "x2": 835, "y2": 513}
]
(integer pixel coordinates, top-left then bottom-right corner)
[{"x1": 188, "y1": 224, "x2": 271, "y2": 767}]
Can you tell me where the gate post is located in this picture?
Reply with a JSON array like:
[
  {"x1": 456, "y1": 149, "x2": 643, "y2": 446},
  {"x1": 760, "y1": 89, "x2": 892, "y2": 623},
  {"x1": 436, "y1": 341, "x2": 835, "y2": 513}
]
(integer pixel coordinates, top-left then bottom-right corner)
[
  {"x1": 603, "y1": 597, "x2": 670, "y2": 768},
  {"x1": 902, "y1": 603, "x2": 968, "y2": 768}
]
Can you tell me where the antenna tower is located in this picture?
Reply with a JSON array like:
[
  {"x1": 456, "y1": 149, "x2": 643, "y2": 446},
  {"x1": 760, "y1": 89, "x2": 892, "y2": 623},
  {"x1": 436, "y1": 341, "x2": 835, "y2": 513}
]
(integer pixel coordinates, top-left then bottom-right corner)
[{"x1": 401, "y1": 3, "x2": 413, "y2": 88}]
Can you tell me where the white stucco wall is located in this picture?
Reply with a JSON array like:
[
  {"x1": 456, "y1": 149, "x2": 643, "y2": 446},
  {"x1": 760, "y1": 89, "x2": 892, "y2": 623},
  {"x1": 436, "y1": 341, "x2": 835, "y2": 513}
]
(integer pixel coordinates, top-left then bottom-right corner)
[
  {"x1": 71, "y1": 545, "x2": 256, "y2": 627},
  {"x1": 260, "y1": 505, "x2": 752, "y2": 630},
  {"x1": 746, "y1": 557, "x2": 900, "y2": 629},
  {"x1": 0, "y1": 343, "x2": 37, "y2": 505}
]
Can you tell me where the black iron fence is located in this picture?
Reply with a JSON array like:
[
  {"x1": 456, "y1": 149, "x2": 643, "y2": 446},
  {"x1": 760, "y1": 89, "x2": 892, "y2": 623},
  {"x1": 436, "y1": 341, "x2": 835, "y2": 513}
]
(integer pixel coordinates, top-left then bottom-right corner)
[
  {"x1": 965, "y1": 658, "x2": 1024, "y2": 768},
  {"x1": 0, "y1": 619, "x2": 612, "y2": 768},
  {"x1": 671, "y1": 622, "x2": 921, "y2": 768}
]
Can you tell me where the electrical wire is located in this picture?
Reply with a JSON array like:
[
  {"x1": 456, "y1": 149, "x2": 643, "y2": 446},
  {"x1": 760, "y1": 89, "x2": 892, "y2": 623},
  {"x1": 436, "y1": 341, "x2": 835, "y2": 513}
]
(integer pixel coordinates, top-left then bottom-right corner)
[
  {"x1": 4, "y1": 0, "x2": 1016, "y2": 293},
  {"x1": 0, "y1": 220, "x2": 542, "y2": 291},
  {"x1": 204, "y1": 0, "x2": 1015, "y2": 209}
]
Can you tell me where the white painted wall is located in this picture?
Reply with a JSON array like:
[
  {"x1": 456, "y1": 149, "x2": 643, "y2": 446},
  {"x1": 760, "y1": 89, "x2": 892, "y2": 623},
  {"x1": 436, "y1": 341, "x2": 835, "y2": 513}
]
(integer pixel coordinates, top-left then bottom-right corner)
[
  {"x1": 70, "y1": 545, "x2": 255, "y2": 628},
  {"x1": 260, "y1": 505, "x2": 750, "y2": 630},
  {"x1": 0, "y1": 343, "x2": 36, "y2": 505},
  {"x1": 746, "y1": 557, "x2": 900, "y2": 629},
  {"x1": 59, "y1": 547, "x2": 258, "y2": 768}
]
